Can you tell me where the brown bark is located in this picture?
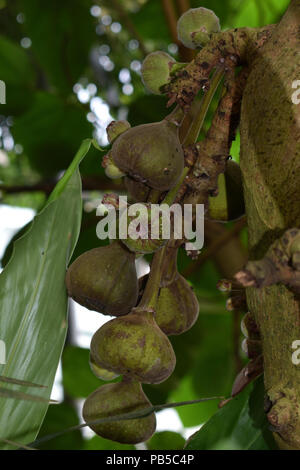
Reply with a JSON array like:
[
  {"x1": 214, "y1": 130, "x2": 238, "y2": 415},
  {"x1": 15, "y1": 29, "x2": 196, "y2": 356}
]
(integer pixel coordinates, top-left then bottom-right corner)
[{"x1": 239, "y1": 0, "x2": 300, "y2": 449}]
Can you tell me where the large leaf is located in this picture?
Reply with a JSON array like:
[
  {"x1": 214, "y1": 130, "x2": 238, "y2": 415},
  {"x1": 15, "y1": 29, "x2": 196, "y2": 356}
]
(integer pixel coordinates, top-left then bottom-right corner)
[
  {"x1": 20, "y1": 0, "x2": 95, "y2": 94},
  {"x1": 12, "y1": 92, "x2": 93, "y2": 175},
  {"x1": 185, "y1": 377, "x2": 277, "y2": 450},
  {"x1": 0, "y1": 139, "x2": 93, "y2": 449},
  {"x1": 147, "y1": 431, "x2": 185, "y2": 450},
  {"x1": 37, "y1": 402, "x2": 84, "y2": 450},
  {"x1": 0, "y1": 35, "x2": 35, "y2": 114}
]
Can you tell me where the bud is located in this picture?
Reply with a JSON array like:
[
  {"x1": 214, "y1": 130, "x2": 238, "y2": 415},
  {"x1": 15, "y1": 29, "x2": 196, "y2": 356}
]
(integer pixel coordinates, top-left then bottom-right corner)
[
  {"x1": 216, "y1": 278, "x2": 232, "y2": 292},
  {"x1": 177, "y1": 7, "x2": 221, "y2": 49},
  {"x1": 106, "y1": 120, "x2": 131, "y2": 144},
  {"x1": 102, "y1": 152, "x2": 125, "y2": 179},
  {"x1": 240, "y1": 312, "x2": 260, "y2": 340},
  {"x1": 241, "y1": 338, "x2": 262, "y2": 359}
]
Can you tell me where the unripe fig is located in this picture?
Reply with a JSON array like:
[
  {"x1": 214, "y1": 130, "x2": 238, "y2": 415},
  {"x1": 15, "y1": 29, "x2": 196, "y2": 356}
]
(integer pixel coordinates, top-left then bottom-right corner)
[
  {"x1": 111, "y1": 119, "x2": 184, "y2": 191},
  {"x1": 103, "y1": 152, "x2": 125, "y2": 179},
  {"x1": 177, "y1": 7, "x2": 221, "y2": 49},
  {"x1": 89, "y1": 352, "x2": 119, "y2": 381},
  {"x1": 120, "y1": 167, "x2": 188, "y2": 254},
  {"x1": 141, "y1": 51, "x2": 187, "y2": 95},
  {"x1": 139, "y1": 247, "x2": 199, "y2": 335},
  {"x1": 90, "y1": 308, "x2": 176, "y2": 384},
  {"x1": 156, "y1": 274, "x2": 199, "y2": 336},
  {"x1": 106, "y1": 120, "x2": 131, "y2": 144},
  {"x1": 82, "y1": 380, "x2": 156, "y2": 444},
  {"x1": 208, "y1": 160, "x2": 245, "y2": 222},
  {"x1": 65, "y1": 241, "x2": 138, "y2": 316},
  {"x1": 120, "y1": 201, "x2": 168, "y2": 254}
]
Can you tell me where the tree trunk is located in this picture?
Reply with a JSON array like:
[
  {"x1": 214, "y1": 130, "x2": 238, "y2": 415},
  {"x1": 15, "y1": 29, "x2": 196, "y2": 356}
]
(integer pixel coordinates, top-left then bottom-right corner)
[{"x1": 240, "y1": 0, "x2": 300, "y2": 449}]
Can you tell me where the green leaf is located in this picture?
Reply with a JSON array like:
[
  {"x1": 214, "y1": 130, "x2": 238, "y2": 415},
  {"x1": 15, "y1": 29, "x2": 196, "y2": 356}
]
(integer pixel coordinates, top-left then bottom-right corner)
[
  {"x1": 0, "y1": 140, "x2": 93, "y2": 449},
  {"x1": 37, "y1": 402, "x2": 84, "y2": 450},
  {"x1": 83, "y1": 436, "x2": 134, "y2": 451},
  {"x1": 0, "y1": 387, "x2": 54, "y2": 403},
  {"x1": 131, "y1": 0, "x2": 172, "y2": 44},
  {"x1": 12, "y1": 92, "x2": 93, "y2": 175},
  {"x1": 147, "y1": 431, "x2": 185, "y2": 450},
  {"x1": 62, "y1": 345, "x2": 118, "y2": 399},
  {"x1": 127, "y1": 95, "x2": 169, "y2": 127},
  {"x1": 20, "y1": 0, "x2": 95, "y2": 93},
  {"x1": 0, "y1": 35, "x2": 34, "y2": 86},
  {"x1": 0, "y1": 35, "x2": 35, "y2": 114},
  {"x1": 185, "y1": 376, "x2": 277, "y2": 450},
  {"x1": 0, "y1": 375, "x2": 46, "y2": 388}
]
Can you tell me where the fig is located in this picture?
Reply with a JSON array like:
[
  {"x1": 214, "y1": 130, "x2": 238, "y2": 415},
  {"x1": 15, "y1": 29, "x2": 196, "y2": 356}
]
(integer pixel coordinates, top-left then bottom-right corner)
[
  {"x1": 156, "y1": 274, "x2": 199, "y2": 336},
  {"x1": 82, "y1": 379, "x2": 156, "y2": 444},
  {"x1": 65, "y1": 241, "x2": 138, "y2": 316},
  {"x1": 139, "y1": 247, "x2": 199, "y2": 335},
  {"x1": 120, "y1": 167, "x2": 188, "y2": 254},
  {"x1": 89, "y1": 352, "x2": 119, "y2": 381},
  {"x1": 106, "y1": 120, "x2": 131, "y2": 144},
  {"x1": 141, "y1": 51, "x2": 187, "y2": 95},
  {"x1": 90, "y1": 307, "x2": 176, "y2": 384},
  {"x1": 208, "y1": 160, "x2": 245, "y2": 222},
  {"x1": 177, "y1": 7, "x2": 221, "y2": 49},
  {"x1": 111, "y1": 118, "x2": 184, "y2": 191}
]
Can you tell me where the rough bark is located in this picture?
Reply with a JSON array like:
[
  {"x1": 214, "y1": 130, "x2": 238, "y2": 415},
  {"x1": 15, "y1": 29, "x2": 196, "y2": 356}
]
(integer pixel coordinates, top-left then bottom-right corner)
[{"x1": 239, "y1": 0, "x2": 300, "y2": 449}]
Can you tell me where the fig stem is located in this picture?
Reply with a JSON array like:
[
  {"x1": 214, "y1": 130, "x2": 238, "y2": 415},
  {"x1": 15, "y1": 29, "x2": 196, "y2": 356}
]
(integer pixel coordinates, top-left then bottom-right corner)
[
  {"x1": 162, "y1": 166, "x2": 189, "y2": 206},
  {"x1": 164, "y1": 104, "x2": 185, "y2": 127},
  {"x1": 183, "y1": 67, "x2": 225, "y2": 146},
  {"x1": 138, "y1": 167, "x2": 188, "y2": 310},
  {"x1": 138, "y1": 245, "x2": 167, "y2": 310},
  {"x1": 161, "y1": 246, "x2": 178, "y2": 286},
  {"x1": 147, "y1": 188, "x2": 161, "y2": 203}
]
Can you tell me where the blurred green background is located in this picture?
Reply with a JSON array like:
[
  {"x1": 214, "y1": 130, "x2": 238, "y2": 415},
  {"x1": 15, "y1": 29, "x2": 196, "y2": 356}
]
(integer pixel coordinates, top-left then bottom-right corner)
[{"x1": 0, "y1": 0, "x2": 289, "y2": 450}]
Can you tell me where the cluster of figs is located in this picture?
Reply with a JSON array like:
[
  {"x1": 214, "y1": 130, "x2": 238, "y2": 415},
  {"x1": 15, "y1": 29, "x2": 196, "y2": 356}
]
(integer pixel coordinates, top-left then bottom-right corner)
[{"x1": 65, "y1": 7, "x2": 245, "y2": 445}]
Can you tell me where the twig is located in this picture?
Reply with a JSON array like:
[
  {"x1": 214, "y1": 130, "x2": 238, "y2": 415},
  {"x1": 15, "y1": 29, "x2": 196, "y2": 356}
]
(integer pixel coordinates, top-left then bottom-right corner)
[
  {"x1": 176, "y1": 0, "x2": 190, "y2": 15},
  {"x1": 161, "y1": 0, "x2": 178, "y2": 44},
  {"x1": 161, "y1": 0, "x2": 194, "y2": 62},
  {"x1": 0, "y1": 438, "x2": 37, "y2": 451},
  {"x1": 0, "y1": 177, "x2": 124, "y2": 196},
  {"x1": 29, "y1": 395, "x2": 223, "y2": 448}
]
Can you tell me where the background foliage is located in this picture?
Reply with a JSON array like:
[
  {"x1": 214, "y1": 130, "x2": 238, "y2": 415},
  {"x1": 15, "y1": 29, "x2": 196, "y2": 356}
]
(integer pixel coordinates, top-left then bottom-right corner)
[{"x1": 0, "y1": 0, "x2": 289, "y2": 450}]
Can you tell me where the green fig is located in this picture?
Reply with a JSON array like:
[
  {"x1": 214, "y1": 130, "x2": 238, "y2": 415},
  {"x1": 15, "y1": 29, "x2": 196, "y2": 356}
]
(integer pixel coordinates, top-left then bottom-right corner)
[
  {"x1": 90, "y1": 307, "x2": 176, "y2": 384},
  {"x1": 177, "y1": 7, "x2": 221, "y2": 49},
  {"x1": 65, "y1": 241, "x2": 138, "y2": 316},
  {"x1": 208, "y1": 160, "x2": 245, "y2": 222},
  {"x1": 120, "y1": 167, "x2": 188, "y2": 254},
  {"x1": 111, "y1": 118, "x2": 184, "y2": 191},
  {"x1": 106, "y1": 120, "x2": 131, "y2": 144},
  {"x1": 89, "y1": 352, "x2": 119, "y2": 381},
  {"x1": 82, "y1": 379, "x2": 156, "y2": 444},
  {"x1": 156, "y1": 274, "x2": 199, "y2": 336},
  {"x1": 141, "y1": 51, "x2": 187, "y2": 95},
  {"x1": 139, "y1": 247, "x2": 199, "y2": 335}
]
